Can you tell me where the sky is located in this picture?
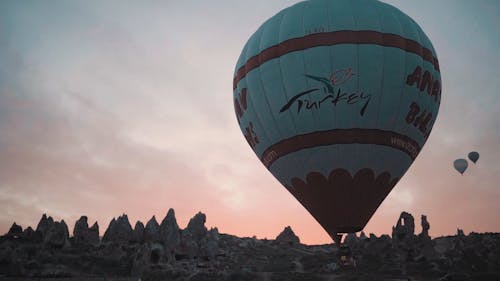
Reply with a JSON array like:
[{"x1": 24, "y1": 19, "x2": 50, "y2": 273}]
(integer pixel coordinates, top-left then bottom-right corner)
[{"x1": 0, "y1": 0, "x2": 499, "y2": 245}]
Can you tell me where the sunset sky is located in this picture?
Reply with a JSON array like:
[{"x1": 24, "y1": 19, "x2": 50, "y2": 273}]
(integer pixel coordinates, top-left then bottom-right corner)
[{"x1": 0, "y1": 0, "x2": 499, "y2": 245}]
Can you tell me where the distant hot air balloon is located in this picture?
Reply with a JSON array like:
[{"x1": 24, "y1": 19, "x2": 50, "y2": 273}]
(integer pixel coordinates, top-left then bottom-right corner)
[
  {"x1": 454, "y1": 159, "x2": 468, "y2": 175},
  {"x1": 233, "y1": 0, "x2": 441, "y2": 244},
  {"x1": 468, "y1": 151, "x2": 479, "y2": 164}
]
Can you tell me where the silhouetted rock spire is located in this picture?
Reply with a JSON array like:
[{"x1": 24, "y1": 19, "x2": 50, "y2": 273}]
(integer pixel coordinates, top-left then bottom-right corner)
[
  {"x1": 419, "y1": 214, "x2": 430, "y2": 240},
  {"x1": 36, "y1": 214, "x2": 54, "y2": 237},
  {"x1": 102, "y1": 214, "x2": 133, "y2": 243},
  {"x1": 133, "y1": 221, "x2": 145, "y2": 243},
  {"x1": 186, "y1": 212, "x2": 207, "y2": 241},
  {"x1": 144, "y1": 216, "x2": 160, "y2": 242},
  {"x1": 44, "y1": 220, "x2": 69, "y2": 248},
  {"x1": 392, "y1": 211, "x2": 415, "y2": 243},
  {"x1": 74, "y1": 216, "x2": 99, "y2": 245},
  {"x1": 275, "y1": 226, "x2": 300, "y2": 245},
  {"x1": 7, "y1": 223, "x2": 22, "y2": 236},
  {"x1": 159, "y1": 208, "x2": 180, "y2": 249}
]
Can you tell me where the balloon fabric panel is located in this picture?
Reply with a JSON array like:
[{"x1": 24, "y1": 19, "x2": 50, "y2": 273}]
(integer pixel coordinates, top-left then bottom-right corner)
[{"x1": 233, "y1": 0, "x2": 441, "y2": 238}]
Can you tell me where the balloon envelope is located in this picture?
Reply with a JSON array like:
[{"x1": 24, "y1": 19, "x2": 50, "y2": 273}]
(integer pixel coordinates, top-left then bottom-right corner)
[
  {"x1": 468, "y1": 151, "x2": 479, "y2": 164},
  {"x1": 233, "y1": 0, "x2": 441, "y2": 239},
  {"x1": 454, "y1": 159, "x2": 468, "y2": 175}
]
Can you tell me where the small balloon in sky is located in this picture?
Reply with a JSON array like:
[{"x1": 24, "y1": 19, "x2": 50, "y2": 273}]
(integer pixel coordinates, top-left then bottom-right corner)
[
  {"x1": 453, "y1": 159, "x2": 468, "y2": 175},
  {"x1": 468, "y1": 151, "x2": 479, "y2": 164}
]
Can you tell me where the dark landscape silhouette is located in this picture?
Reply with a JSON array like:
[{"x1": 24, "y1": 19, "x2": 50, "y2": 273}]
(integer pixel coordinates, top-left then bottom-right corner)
[{"x1": 1, "y1": 210, "x2": 499, "y2": 281}]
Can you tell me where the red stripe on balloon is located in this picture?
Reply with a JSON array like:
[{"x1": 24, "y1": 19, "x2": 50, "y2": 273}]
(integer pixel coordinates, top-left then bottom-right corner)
[
  {"x1": 260, "y1": 129, "x2": 420, "y2": 168},
  {"x1": 233, "y1": 30, "x2": 440, "y2": 90}
]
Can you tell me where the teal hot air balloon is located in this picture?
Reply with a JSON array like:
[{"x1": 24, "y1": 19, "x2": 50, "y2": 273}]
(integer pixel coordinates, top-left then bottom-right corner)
[
  {"x1": 233, "y1": 0, "x2": 441, "y2": 244},
  {"x1": 468, "y1": 151, "x2": 479, "y2": 164},
  {"x1": 454, "y1": 159, "x2": 468, "y2": 175}
]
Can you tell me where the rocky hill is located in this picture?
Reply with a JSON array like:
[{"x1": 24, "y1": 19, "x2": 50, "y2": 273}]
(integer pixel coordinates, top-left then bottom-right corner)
[{"x1": 0, "y1": 210, "x2": 499, "y2": 281}]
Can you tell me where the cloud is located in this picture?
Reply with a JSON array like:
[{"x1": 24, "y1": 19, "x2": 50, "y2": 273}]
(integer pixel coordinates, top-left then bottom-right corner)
[{"x1": 0, "y1": 31, "x2": 227, "y2": 234}]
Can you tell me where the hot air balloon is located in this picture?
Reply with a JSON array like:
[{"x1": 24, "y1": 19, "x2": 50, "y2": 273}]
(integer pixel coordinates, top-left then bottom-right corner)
[
  {"x1": 233, "y1": 0, "x2": 441, "y2": 245},
  {"x1": 468, "y1": 151, "x2": 479, "y2": 164},
  {"x1": 454, "y1": 159, "x2": 468, "y2": 175}
]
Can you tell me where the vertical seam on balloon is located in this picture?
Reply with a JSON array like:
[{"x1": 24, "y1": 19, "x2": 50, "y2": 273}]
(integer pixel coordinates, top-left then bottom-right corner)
[
  {"x1": 257, "y1": 10, "x2": 300, "y2": 183},
  {"x1": 242, "y1": 30, "x2": 276, "y2": 155},
  {"x1": 389, "y1": 8, "x2": 407, "y2": 144},
  {"x1": 379, "y1": 2, "x2": 404, "y2": 182},
  {"x1": 276, "y1": 4, "x2": 313, "y2": 182},
  {"x1": 244, "y1": 76, "x2": 275, "y2": 158},
  {"x1": 250, "y1": 23, "x2": 289, "y2": 166},
  {"x1": 398, "y1": 16, "x2": 425, "y2": 147},
  {"x1": 432, "y1": 38, "x2": 441, "y2": 111},
  {"x1": 326, "y1": 0, "x2": 341, "y2": 178},
  {"x1": 374, "y1": 1, "x2": 386, "y2": 177},
  {"x1": 275, "y1": 11, "x2": 301, "y2": 136},
  {"x1": 416, "y1": 25, "x2": 439, "y2": 143},
  {"x1": 366, "y1": 1, "x2": 387, "y2": 219},
  {"x1": 413, "y1": 24, "x2": 431, "y2": 145},
  {"x1": 299, "y1": 1, "x2": 321, "y2": 173},
  {"x1": 419, "y1": 26, "x2": 434, "y2": 144},
  {"x1": 236, "y1": 42, "x2": 273, "y2": 153},
  {"x1": 324, "y1": 0, "x2": 338, "y2": 179},
  {"x1": 347, "y1": 0, "x2": 357, "y2": 228},
  {"x1": 427, "y1": 35, "x2": 441, "y2": 141}
]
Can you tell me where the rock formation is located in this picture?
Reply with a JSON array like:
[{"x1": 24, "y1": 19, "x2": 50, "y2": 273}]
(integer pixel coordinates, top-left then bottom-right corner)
[
  {"x1": 175, "y1": 230, "x2": 199, "y2": 259},
  {"x1": 35, "y1": 214, "x2": 54, "y2": 237},
  {"x1": 144, "y1": 216, "x2": 160, "y2": 243},
  {"x1": 43, "y1": 220, "x2": 69, "y2": 248},
  {"x1": 186, "y1": 211, "x2": 207, "y2": 241},
  {"x1": 73, "y1": 216, "x2": 99, "y2": 245},
  {"x1": 159, "y1": 208, "x2": 180, "y2": 250},
  {"x1": 419, "y1": 214, "x2": 430, "y2": 240},
  {"x1": 21, "y1": 226, "x2": 36, "y2": 241},
  {"x1": 89, "y1": 222, "x2": 99, "y2": 242},
  {"x1": 200, "y1": 227, "x2": 219, "y2": 259},
  {"x1": 392, "y1": 211, "x2": 415, "y2": 243},
  {"x1": 275, "y1": 226, "x2": 300, "y2": 245},
  {"x1": 6, "y1": 223, "x2": 22, "y2": 237},
  {"x1": 1, "y1": 210, "x2": 499, "y2": 281},
  {"x1": 102, "y1": 214, "x2": 133, "y2": 243},
  {"x1": 133, "y1": 221, "x2": 145, "y2": 243}
]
